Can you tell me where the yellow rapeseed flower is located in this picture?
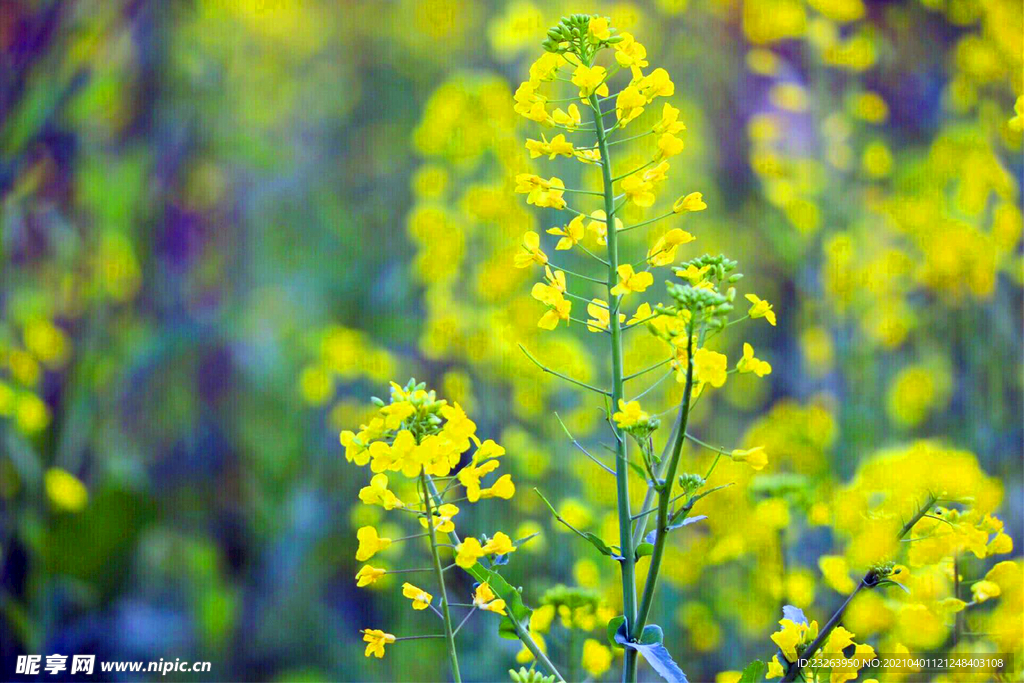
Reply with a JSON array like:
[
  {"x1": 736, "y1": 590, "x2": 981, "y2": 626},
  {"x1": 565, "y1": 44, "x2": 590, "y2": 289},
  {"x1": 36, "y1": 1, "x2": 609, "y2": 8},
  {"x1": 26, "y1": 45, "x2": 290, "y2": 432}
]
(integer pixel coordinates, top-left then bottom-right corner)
[
  {"x1": 362, "y1": 629, "x2": 395, "y2": 658},
  {"x1": 401, "y1": 582, "x2": 433, "y2": 610}
]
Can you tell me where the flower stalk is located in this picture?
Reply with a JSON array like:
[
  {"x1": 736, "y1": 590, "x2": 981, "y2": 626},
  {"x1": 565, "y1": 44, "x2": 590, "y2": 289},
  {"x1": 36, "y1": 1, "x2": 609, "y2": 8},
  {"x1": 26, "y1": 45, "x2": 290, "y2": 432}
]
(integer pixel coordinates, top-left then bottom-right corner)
[
  {"x1": 633, "y1": 315, "x2": 695, "y2": 640},
  {"x1": 421, "y1": 473, "x2": 461, "y2": 683},
  {"x1": 423, "y1": 475, "x2": 566, "y2": 683},
  {"x1": 589, "y1": 87, "x2": 640, "y2": 682},
  {"x1": 779, "y1": 493, "x2": 938, "y2": 682}
]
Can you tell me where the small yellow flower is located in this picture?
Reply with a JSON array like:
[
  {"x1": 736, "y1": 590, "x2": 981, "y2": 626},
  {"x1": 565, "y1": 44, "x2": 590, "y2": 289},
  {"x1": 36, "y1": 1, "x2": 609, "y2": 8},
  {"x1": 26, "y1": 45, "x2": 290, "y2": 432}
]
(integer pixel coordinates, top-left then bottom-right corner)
[
  {"x1": 730, "y1": 446, "x2": 768, "y2": 470},
  {"x1": 693, "y1": 347, "x2": 728, "y2": 388},
  {"x1": 456, "y1": 536, "x2": 487, "y2": 568},
  {"x1": 526, "y1": 133, "x2": 575, "y2": 160},
  {"x1": 586, "y1": 210, "x2": 622, "y2": 245},
  {"x1": 770, "y1": 618, "x2": 817, "y2": 663},
  {"x1": 420, "y1": 503, "x2": 460, "y2": 533},
  {"x1": 362, "y1": 629, "x2": 395, "y2": 658},
  {"x1": 610, "y1": 264, "x2": 654, "y2": 296},
  {"x1": 613, "y1": 399, "x2": 649, "y2": 428},
  {"x1": 581, "y1": 638, "x2": 613, "y2": 676},
  {"x1": 586, "y1": 299, "x2": 623, "y2": 332},
  {"x1": 340, "y1": 431, "x2": 370, "y2": 466},
  {"x1": 355, "y1": 565, "x2": 386, "y2": 587},
  {"x1": 648, "y1": 228, "x2": 695, "y2": 266},
  {"x1": 588, "y1": 16, "x2": 611, "y2": 41},
  {"x1": 546, "y1": 214, "x2": 586, "y2": 250},
  {"x1": 514, "y1": 231, "x2": 548, "y2": 268},
  {"x1": 458, "y1": 459, "x2": 500, "y2": 502},
  {"x1": 736, "y1": 343, "x2": 772, "y2": 377},
  {"x1": 766, "y1": 655, "x2": 785, "y2": 679},
  {"x1": 402, "y1": 582, "x2": 433, "y2": 610},
  {"x1": 636, "y1": 68, "x2": 674, "y2": 101},
  {"x1": 613, "y1": 33, "x2": 648, "y2": 68},
  {"x1": 616, "y1": 85, "x2": 647, "y2": 125},
  {"x1": 44, "y1": 468, "x2": 88, "y2": 513},
  {"x1": 473, "y1": 439, "x2": 505, "y2": 462},
  {"x1": 972, "y1": 580, "x2": 1000, "y2": 603},
  {"x1": 673, "y1": 192, "x2": 707, "y2": 212},
  {"x1": 483, "y1": 531, "x2": 518, "y2": 555},
  {"x1": 552, "y1": 104, "x2": 582, "y2": 130},
  {"x1": 653, "y1": 103, "x2": 686, "y2": 134},
  {"x1": 532, "y1": 275, "x2": 571, "y2": 330},
  {"x1": 621, "y1": 175, "x2": 656, "y2": 207},
  {"x1": 473, "y1": 582, "x2": 508, "y2": 615},
  {"x1": 628, "y1": 302, "x2": 654, "y2": 325},
  {"x1": 358, "y1": 473, "x2": 405, "y2": 510},
  {"x1": 516, "y1": 175, "x2": 567, "y2": 209},
  {"x1": 658, "y1": 132, "x2": 684, "y2": 158},
  {"x1": 745, "y1": 293, "x2": 777, "y2": 326},
  {"x1": 571, "y1": 64, "x2": 609, "y2": 98},
  {"x1": 355, "y1": 526, "x2": 392, "y2": 562},
  {"x1": 513, "y1": 81, "x2": 550, "y2": 124},
  {"x1": 479, "y1": 474, "x2": 516, "y2": 500}
]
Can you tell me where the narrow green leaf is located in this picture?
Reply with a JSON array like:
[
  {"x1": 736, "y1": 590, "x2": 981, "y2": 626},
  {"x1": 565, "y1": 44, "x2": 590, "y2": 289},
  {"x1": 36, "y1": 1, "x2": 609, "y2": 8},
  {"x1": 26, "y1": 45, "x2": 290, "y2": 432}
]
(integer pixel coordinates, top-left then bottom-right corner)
[{"x1": 737, "y1": 660, "x2": 766, "y2": 683}]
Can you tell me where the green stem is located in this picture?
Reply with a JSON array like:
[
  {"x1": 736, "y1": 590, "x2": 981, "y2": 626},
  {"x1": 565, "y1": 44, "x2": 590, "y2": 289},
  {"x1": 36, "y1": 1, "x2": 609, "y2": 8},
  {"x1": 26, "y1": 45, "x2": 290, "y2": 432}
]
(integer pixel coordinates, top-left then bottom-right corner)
[
  {"x1": 779, "y1": 493, "x2": 938, "y2": 682},
  {"x1": 421, "y1": 473, "x2": 461, "y2": 683},
  {"x1": 423, "y1": 476, "x2": 565, "y2": 683},
  {"x1": 590, "y1": 89, "x2": 638, "y2": 683},
  {"x1": 568, "y1": 628, "x2": 578, "y2": 683},
  {"x1": 633, "y1": 316, "x2": 695, "y2": 645}
]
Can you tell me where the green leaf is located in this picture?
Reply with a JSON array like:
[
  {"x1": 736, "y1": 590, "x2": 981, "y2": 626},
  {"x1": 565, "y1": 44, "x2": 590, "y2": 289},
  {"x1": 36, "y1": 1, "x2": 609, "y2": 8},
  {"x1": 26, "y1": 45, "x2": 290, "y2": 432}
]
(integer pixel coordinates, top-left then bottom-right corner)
[
  {"x1": 535, "y1": 488, "x2": 619, "y2": 558},
  {"x1": 462, "y1": 563, "x2": 532, "y2": 640},
  {"x1": 582, "y1": 531, "x2": 617, "y2": 557},
  {"x1": 635, "y1": 542, "x2": 655, "y2": 560},
  {"x1": 614, "y1": 622, "x2": 687, "y2": 683},
  {"x1": 639, "y1": 624, "x2": 664, "y2": 645},
  {"x1": 606, "y1": 615, "x2": 626, "y2": 649},
  {"x1": 737, "y1": 660, "x2": 766, "y2": 683}
]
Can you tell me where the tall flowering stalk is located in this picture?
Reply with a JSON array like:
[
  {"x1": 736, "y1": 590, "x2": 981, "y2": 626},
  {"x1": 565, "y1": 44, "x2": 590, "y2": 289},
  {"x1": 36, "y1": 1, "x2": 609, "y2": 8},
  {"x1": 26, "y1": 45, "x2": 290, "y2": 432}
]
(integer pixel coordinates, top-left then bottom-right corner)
[{"x1": 513, "y1": 15, "x2": 775, "y2": 683}]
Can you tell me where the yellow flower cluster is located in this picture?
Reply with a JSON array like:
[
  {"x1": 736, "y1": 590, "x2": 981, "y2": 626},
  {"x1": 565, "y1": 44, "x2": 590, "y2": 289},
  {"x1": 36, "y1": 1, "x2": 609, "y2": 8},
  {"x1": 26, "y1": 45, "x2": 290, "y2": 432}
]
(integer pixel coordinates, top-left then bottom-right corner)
[
  {"x1": 345, "y1": 379, "x2": 522, "y2": 661},
  {"x1": 0, "y1": 318, "x2": 69, "y2": 435}
]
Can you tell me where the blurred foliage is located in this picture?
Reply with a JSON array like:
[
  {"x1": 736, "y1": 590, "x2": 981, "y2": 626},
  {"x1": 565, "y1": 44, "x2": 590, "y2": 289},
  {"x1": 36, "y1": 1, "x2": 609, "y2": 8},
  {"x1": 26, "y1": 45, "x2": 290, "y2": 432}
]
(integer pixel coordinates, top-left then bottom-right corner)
[{"x1": 0, "y1": 0, "x2": 1020, "y2": 681}]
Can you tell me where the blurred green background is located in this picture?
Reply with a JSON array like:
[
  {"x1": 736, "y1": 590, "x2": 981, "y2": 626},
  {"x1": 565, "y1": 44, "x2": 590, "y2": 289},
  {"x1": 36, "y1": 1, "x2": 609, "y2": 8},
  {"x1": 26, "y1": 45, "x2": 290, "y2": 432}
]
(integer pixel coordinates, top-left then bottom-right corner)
[{"x1": 0, "y1": 0, "x2": 1020, "y2": 681}]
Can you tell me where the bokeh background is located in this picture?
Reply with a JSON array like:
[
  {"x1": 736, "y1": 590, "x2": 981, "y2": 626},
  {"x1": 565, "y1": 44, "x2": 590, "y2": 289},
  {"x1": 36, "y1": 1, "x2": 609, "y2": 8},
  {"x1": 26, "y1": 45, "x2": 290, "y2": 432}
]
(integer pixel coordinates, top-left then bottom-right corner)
[{"x1": 0, "y1": 0, "x2": 1021, "y2": 681}]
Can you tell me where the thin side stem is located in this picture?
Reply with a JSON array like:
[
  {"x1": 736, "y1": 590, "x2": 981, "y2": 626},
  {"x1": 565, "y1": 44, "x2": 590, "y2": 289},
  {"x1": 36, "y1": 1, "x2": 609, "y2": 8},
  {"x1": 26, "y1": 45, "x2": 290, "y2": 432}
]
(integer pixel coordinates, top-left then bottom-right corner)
[
  {"x1": 423, "y1": 476, "x2": 565, "y2": 683},
  {"x1": 519, "y1": 343, "x2": 611, "y2": 396},
  {"x1": 779, "y1": 493, "x2": 938, "y2": 682},
  {"x1": 619, "y1": 210, "x2": 676, "y2": 234},
  {"x1": 631, "y1": 316, "x2": 695, "y2": 659},
  {"x1": 421, "y1": 474, "x2": 461, "y2": 683}
]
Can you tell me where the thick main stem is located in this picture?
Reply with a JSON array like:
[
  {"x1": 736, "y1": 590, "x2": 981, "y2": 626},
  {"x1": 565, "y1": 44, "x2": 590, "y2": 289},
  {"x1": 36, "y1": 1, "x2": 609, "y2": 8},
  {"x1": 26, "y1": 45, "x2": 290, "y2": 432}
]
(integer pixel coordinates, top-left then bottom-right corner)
[
  {"x1": 634, "y1": 319, "x2": 695, "y2": 636},
  {"x1": 422, "y1": 473, "x2": 461, "y2": 683},
  {"x1": 589, "y1": 90, "x2": 638, "y2": 683}
]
